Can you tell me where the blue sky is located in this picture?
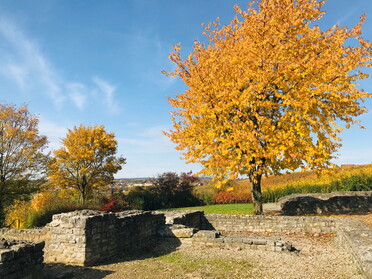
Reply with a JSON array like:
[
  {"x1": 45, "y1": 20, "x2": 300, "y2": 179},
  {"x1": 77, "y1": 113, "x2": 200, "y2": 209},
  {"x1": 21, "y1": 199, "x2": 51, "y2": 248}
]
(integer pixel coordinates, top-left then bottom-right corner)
[{"x1": 0, "y1": 0, "x2": 371, "y2": 178}]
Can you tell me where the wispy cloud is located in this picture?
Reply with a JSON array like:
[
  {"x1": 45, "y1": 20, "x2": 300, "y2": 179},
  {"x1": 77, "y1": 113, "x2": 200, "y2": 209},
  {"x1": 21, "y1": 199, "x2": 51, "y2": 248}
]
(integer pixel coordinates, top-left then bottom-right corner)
[
  {"x1": 67, "y1": 82, "x2": 88, "y2": 110},
  {"x1": 119, "y1": 125, "x2": 175, "y2": 154},
  {"x1": 116, "y1": 124, "x2": 202, "y2": 178},
  {"x1": 38, "y1": 116, "x2": 69, "y2": 152},
  {"x1": 336, "y1": 7, "x2": 359, "y2": 26},
  {"x1": 0, "y1": 17, "x2": 120, "y2": 112},
  {"x1": 0, "y1": 19, "x2": 65, "y2": 106},
  {"x1": 93, "y1": 77, "x2": 120, "y2": 114}
]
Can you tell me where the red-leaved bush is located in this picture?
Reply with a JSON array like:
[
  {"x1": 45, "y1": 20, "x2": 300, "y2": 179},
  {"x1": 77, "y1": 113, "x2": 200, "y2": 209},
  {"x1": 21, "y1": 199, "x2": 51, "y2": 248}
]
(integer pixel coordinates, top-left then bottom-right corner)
[
  {"x1": 213, "y1": 192, "x2": 252, "y2": 204},
  {"x1": 99, "y1": 199, "x2": 128, "y2": 212}
]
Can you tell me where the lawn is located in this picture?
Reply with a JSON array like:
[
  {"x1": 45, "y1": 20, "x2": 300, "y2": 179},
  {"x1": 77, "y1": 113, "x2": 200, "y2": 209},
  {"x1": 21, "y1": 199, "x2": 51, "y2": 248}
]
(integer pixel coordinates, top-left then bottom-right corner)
[{"x1": 165, "y1": 203, "x2": 254, "y2": 214}]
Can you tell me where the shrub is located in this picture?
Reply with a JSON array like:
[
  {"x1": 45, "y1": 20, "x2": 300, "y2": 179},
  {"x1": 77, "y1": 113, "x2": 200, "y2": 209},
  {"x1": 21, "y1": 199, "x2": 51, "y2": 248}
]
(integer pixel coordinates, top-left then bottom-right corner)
[
  {"x1": 194, "y1": 190, "x2": 215, "y2": 205},
  {"x1": 99, "y1": 193, "x2": 129, "y2": 212},
  {"x1": 126, "y1": 186, "x2": 160, "y2": 210},
  {"x1": 333, "y1": 173, "x2": 372, "y2": 191},
  {"x1": 126, "y1": 172, "x2": 202, "y2": 210},
  {"x1": 5, "y1": 200, "x2": 29, "y2": 228},
  {"x1": 213, "y1": 192, "x2": 252, "y2": 204},
  {"x1": 5, "y1": 190, "x2": 107, "y2": 228},
  {"x1": 24, "y1": 199, "x2": 102, "y2": 228}
]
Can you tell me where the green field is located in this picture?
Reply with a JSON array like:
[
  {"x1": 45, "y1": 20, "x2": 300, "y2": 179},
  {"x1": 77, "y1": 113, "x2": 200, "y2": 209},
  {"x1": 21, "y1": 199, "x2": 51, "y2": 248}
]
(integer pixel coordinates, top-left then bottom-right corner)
[{"x1": 165, "y1": 203, "x2": 254, "y2": 214}]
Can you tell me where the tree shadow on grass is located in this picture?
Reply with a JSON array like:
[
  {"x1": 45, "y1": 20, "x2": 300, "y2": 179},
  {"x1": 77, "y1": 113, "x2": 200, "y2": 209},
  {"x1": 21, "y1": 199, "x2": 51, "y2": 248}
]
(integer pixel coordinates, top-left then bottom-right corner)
[
  {"x1": 98, "y1": 237, "x2": 182, "y2": 264},
  {"x1": 42, "y1": 238, "x2": 182, "y2": 278},
  {"x1": 42, "y1": 263, "x2": 114, "y2": 279}
]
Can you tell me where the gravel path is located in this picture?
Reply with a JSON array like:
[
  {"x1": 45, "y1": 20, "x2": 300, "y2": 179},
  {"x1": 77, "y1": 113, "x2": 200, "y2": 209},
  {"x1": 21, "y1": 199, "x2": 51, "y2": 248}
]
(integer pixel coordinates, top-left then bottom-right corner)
[{"x1": 44, "y1": 232, "x2": 363, "y2": 279}]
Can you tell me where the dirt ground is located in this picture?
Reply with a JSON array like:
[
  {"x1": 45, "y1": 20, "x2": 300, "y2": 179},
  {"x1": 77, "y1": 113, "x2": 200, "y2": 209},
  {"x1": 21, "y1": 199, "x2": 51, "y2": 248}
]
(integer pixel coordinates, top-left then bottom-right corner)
[{"x1": 342, "y1": 213, "x2": 372, "y2": 227}]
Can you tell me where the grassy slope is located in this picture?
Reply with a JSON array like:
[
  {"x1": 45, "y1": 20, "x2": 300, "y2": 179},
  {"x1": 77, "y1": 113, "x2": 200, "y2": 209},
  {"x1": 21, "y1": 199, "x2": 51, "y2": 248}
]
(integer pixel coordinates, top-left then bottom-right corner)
[{"x1": 233, "y1": 164, "x2": 372, "y2": 193}]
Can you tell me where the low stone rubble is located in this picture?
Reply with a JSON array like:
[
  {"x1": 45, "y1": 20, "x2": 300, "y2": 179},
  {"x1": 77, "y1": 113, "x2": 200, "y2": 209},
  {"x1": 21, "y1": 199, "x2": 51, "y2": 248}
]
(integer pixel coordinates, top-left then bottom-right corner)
[
  {"x1": 159, "y1": 213, "x2": 296, "y2": 253},
  {"x1": 157, "y1": 224, "x2": 197, "y2": 238},
  {"x1": 0, "y1": 239, "x2": 44, "y2": 279},
  {"x1": 191, "y1": 230, "x2": 294, "y2": 252}
]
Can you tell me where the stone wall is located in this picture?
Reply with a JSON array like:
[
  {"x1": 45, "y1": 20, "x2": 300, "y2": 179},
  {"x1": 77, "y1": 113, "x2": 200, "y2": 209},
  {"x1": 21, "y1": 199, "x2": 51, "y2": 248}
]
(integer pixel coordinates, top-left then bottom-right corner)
[
  {"x1": 202, "y1": 214, "x2": 338, "y2": 233},
  {"x1": 191, "y1": 230, "x2": 293, "y2": 252},
  {"x1": 159, "y1": 210, "x2": 204, "y2": 228},
  {"x1": 115, "y1": 211, "x2": 165, "y2": 257},
  {"x1": 279, "y1": 191, "x2": 372, "y2": 215},
  {"x1": 0, "y1": 210, "x2": 165, "y2": 267},
  {"x1": 0, "y1": 240, "x2": 44, "y2": 279},
  {"x1": 45, "y1": 210, "x2": 165, "y2": 266},
  {"x1": 0, "y1": 227, "x2": 50, "y2": 243}
]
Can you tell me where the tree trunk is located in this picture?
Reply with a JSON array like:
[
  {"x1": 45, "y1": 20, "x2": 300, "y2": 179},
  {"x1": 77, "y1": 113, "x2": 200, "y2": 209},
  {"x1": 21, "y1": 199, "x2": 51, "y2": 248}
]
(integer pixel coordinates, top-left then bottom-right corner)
[
  {"x1": 0, "y1": 179, "x2": 5, "y2": 226},
  {"x1": 250, "y1": 175, "x2": 263, "y2": 215},
  {"x1": 0, "y1": 196, "x2": 4, "y2": 227},
  {"x1": 80, "y1": 177, "x2": 87, "y2": 205}
]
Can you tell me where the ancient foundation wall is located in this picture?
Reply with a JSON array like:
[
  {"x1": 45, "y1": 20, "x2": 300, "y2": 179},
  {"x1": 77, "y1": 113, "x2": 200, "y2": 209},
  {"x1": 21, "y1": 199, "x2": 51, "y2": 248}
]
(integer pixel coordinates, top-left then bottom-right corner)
[
  {"x1": 0, "y1": 227, "x2": 50, "y2": 243},
  {"x1": 202, "y1": 214, "x2": 338, "y2": 233},
  {"x1": 45, "y1": 210, "x2": 165, "y2": 266},
  {"x1": 0, "y1": 240, "x2": 44, "y2": 279},
  {"x1": 159, "y1": 210, "x2": 204, "y2": 228},
  {"x1": 115, "y1": 211, "x2": 165, "y2": 257},
  {"x1": 279, "y1": 191, "x2": 372, "y2": 215},
  {"x1": 1, "y1": 210, "x2": 165, "y2": 267}
]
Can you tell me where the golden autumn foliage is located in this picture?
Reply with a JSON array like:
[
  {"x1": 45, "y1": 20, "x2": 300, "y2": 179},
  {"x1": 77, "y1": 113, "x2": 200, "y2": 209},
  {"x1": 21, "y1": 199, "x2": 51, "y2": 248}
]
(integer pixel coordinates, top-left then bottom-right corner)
[
  {"x1": 48, "y1": 125, "x2": 126, "y2": 202},
  {"x1": 4, "y1": 199, "x2": 29, "y2": 228},
  {"x1": 5, "y1": 191, "x2": 54, "y2": 228},
  {"x1": 0, "y1": 103, "x2": 48, "y2": 225},
  {"x1": 164, "y1": 0, "x2": 372, "y2": 214}
]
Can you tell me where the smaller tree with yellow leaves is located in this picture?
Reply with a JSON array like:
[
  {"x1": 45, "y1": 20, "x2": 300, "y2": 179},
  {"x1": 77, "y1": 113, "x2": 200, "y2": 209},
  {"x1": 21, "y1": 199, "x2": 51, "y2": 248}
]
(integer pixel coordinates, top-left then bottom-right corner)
[
  {"x1": 0, "y1": 103, "x2": 48, "y2": 226},
  {"x1": 48, "y1": 125, "x2": 126, "y2": 203}
]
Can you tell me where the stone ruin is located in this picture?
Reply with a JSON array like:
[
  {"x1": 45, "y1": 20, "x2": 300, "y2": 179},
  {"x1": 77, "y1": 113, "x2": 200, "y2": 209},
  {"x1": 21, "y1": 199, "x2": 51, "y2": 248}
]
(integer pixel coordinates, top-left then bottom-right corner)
[
  {"x1": 279, "y1": 191, "x2": 372, "y2": 215},
  {"x1": 0, "y1": 239, "x2": 44, "y2": 279},
  {"x1": 157, "y1": 210, "x2": 295, "y2": 252},
  {"x1": 0, "y1": 208, "x2": 371, "y2": 279}
]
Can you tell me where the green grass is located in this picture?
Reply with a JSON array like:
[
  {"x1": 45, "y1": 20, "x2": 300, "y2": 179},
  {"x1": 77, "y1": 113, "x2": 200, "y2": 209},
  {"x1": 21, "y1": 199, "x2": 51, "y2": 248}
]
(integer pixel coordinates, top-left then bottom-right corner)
[{"x1": 164, "y1": 203, "x2": 254, "y2": 214}]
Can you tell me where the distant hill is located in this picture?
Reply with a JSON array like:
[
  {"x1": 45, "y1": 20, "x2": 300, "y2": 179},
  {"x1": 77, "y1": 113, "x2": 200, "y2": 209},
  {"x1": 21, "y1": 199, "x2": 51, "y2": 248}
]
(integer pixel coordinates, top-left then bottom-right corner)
[{"x1": 115, "y1": 177, "x2": 152, "y2": 182}]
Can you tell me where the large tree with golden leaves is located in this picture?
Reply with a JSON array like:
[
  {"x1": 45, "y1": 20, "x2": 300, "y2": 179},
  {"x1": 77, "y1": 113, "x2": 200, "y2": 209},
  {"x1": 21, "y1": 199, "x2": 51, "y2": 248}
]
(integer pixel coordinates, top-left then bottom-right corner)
[
  {"x1": 0, "y1": 103, "x2": 48, "y2": 225},
  {"x1": 163, "y1": 0, "x2": 372, "y2": 214},
  {"x1": 48, "y1": 125, "x2": 125, "y2": 202}
]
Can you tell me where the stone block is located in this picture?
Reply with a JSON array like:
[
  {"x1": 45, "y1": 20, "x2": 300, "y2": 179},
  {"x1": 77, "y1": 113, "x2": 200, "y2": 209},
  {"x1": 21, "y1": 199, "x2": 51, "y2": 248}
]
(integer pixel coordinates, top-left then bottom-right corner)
[
  {"x1": 193, "y1": 230, "x2": 220, "y2": 239},
  {"x1": 252, "y1": 239, "x2": 267, "y2": 245},
  {"x1": 0, "y1": 250, "x2": 14, "y2": 262}
]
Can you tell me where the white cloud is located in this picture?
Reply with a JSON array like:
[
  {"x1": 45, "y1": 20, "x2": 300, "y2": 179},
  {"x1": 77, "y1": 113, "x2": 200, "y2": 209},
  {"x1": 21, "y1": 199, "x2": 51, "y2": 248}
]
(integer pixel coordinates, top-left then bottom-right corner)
[
  {"x1": 336, "y1": 7, "x2": 358, "y2": 26},
  {"x1": 1, "y1": 63, "x2": 28, "y2": 89},
  {"x1": 92, "y1": 77, "x2": 120, "y2": 114},
  {"x1": 0, "y1": 19, "x2": 65, "y2": 106},
  {"x1": 119, "y1": 125, "x2": 175, "y2": 154},
  {"x1": 0, "y1": 18, "x2": 120, "y2": 112},
  {"x1": 38, "y1": 116, "x2": 69, "y2": 152},
  {"x1": 67, "y1": 82, "x2": 87, "y2": 110}
]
